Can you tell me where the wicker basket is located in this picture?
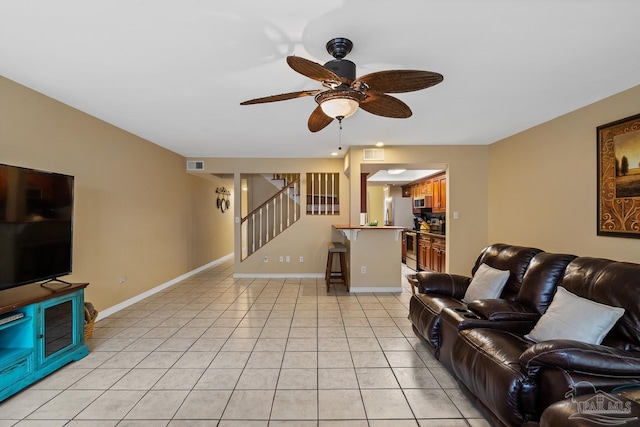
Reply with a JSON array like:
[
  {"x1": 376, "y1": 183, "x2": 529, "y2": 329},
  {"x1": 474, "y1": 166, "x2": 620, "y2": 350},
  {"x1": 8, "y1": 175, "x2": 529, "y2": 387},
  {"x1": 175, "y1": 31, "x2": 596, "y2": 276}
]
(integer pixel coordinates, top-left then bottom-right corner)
[{"x1": 84, "y1": 305, "x2": 98, "y2": 340}]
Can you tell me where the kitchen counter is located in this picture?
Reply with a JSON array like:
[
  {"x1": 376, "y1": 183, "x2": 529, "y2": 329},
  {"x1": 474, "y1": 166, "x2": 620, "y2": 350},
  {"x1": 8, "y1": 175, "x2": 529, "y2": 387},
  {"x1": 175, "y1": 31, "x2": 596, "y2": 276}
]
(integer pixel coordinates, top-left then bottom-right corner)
[
  {"x1": 332, "y1": 224, "x2": 406, "y2": 230},
  {"x1": 333, "y1": 224, "x2": 406, "y2": 241},
  {"x1": 415, "y1": 230, "x2": 446, "y2": 239},
  {"x1": 331, "y1": 224, "x2": 405, "y2": 293}
]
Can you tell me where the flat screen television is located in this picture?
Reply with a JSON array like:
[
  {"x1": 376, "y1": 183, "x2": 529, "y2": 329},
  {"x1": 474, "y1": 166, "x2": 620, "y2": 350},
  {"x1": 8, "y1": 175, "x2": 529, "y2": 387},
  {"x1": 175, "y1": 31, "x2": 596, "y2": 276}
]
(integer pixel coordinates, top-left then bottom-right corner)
[{"x1": 0, "y1": 163, "x2": 74, "y2": 291}]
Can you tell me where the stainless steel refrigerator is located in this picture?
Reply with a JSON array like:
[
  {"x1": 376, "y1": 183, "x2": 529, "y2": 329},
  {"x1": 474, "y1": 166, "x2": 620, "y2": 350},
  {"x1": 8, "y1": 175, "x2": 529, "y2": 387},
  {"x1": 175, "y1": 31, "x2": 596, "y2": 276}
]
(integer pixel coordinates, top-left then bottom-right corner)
[{"x1": 385, "y1": 197, "x2": 414, "y2": 228}]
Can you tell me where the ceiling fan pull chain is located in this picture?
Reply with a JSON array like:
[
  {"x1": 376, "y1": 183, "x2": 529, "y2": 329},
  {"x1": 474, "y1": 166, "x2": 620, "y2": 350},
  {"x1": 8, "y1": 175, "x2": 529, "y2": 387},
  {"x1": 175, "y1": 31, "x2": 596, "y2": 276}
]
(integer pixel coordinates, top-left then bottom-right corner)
[{"x1": 338, "y1": 116, "x2": 343, "y2": 151}]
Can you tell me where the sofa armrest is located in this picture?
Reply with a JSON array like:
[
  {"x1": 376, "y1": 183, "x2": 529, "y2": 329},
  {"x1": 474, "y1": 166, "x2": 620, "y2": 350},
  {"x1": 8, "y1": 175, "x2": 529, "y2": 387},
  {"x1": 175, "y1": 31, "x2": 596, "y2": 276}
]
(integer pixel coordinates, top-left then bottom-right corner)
[
  {"x1": 468, "y1": 299, "x2": 540, "y2": 322},
  {"x1": 520, "y1": 340, "x2": 640, "y2": 376},
  {"x1": 442, "y1": 307, "x2": 537, "y2": 335},
  {"x1": 415, "y1": 271, "x2": 471, "y2": 299}
]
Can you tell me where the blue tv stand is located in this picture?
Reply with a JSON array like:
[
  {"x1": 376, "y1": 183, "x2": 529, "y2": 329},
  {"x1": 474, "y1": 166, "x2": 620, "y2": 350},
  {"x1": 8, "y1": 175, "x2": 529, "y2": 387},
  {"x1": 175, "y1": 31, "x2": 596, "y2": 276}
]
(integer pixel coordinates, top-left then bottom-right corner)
[{"x1": 0, "y1": 282, "x2": 89, "y2": 403}]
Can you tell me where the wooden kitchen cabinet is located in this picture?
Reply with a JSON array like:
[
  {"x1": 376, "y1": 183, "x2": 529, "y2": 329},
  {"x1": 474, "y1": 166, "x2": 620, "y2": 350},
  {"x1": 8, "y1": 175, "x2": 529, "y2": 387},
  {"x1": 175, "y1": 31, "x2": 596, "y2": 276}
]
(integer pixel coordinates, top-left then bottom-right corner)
[
  {"x1": 402, "y1": 173, "x2": 445, "y2": 213},
  {"x1": 432, "y1": 237, "x2": 446, "y2": 272},
  {"x1": 417, "y1": 234, "x2": 425, "y2": 270},
  {"x1": 416, "y1": 234, "x2": 446, "y2": 273},
  {"x1": 418, "y1": 234, "x2": 432, "y2": 271},
  {"x1": 432, "y1": 174, "x2": 446, "y2": 213},
  {"x1": 424, "y1": 179, "x2": 433, "y2": 196},
  {"x1": 424, "y1": 179, "x2": 433, "y2": 208}
]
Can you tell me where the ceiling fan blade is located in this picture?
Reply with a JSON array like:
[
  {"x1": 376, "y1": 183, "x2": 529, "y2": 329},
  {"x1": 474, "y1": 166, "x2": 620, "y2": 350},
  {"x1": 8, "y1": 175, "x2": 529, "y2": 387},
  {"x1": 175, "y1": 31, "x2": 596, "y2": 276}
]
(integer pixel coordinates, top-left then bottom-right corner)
[
  {"x1": 240, "y1": 90, "x2": 320, "y2": 105},
  {"x1": 360, "y1": 92, "x2": 412, "y2": 118},
  {"x1": 308, "y1": 105, "x2": 334, "y2": 132},
  {"x1": 287, "y1": 56, "x2": 342, "y2": 85},
  {"x1": 355, "y1": 70, "x2": 443, "y2": 93}
]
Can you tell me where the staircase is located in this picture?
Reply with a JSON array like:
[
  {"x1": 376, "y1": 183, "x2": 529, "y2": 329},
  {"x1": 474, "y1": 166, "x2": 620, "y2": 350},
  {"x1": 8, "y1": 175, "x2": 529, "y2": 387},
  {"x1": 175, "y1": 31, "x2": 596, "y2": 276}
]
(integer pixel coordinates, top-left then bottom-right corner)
[
  {"x1": 241, "y1": 175, "x2": 300, "y2": 260},
  {"x1": 268, "y1": 173, "x2": 299, "y2": 190}
]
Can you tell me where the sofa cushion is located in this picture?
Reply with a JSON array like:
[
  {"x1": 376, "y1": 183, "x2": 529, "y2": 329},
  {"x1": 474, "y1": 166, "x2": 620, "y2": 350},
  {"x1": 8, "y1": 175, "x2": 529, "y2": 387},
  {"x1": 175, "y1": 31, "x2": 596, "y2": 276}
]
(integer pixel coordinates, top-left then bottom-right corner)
[
  {"x1": 516, "y1": 252, "x2": 576, "y2": 314},
  {"x1": 561, "y1": 258, "x2": 640, "y2": 349},
  {"x1": 462, "y1": 263, "x2": 510, "y2": 303},
  {"x1": 525, "y1": 287, "x2": 625, "y2": 345},
  {"x1": 452, "y1": 328, "x2": 535, "y2": 427},
  {"x1": 468, "y1": 299, "x2": 540, "y2": 321},
  {"x1": 471, "y1": 244, "x2": 543, "y2": 300},
  {"x1": 409, "y1": 293, "x2": 467, "y2": 353}
]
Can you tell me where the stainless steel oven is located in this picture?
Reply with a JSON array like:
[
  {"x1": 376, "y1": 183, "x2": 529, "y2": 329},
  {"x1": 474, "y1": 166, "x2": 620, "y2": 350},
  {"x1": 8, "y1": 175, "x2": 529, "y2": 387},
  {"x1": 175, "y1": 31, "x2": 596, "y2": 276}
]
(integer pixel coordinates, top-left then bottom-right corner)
[{"x1": 405, "y1": 231, "x2": 417, "y2": 270}]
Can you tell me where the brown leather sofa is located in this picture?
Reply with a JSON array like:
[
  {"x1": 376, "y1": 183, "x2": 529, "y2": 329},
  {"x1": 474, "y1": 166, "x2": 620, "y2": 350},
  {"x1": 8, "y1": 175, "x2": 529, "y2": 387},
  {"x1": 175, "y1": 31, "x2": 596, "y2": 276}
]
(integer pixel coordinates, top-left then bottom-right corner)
[
  {"x1": 408, "y1": 243, "x2": 543, "y2": 358},
  {"x1": 409, "y1": 245, "x2": 640, "y2": 426}
]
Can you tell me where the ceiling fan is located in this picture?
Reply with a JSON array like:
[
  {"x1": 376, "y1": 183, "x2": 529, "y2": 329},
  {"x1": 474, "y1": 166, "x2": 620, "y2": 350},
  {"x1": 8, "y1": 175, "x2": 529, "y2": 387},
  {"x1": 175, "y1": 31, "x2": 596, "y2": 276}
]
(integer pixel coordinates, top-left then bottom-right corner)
[{"x1": 240, "y1": 37, "x2": 444, "y2": 132}]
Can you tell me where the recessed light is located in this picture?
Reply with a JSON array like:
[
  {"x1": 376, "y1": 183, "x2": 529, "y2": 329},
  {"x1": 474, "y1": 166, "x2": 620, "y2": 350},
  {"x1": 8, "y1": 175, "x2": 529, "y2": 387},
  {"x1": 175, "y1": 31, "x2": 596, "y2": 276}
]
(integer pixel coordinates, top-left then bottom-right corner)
[
  {"x1": 331, "y1": 152, "x2": 338, "y2": 156},
  {"x1": 376, "y1": 141, "x2": 384, "y2": 147}
]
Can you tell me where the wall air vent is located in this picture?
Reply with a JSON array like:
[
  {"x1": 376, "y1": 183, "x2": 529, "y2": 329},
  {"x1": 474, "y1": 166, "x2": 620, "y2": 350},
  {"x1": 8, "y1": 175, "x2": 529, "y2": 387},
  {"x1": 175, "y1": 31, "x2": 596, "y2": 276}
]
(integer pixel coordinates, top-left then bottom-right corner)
[
  {"x1": 186, "y1": 160, "x2": 204, "y2": 171},
  {"x1": 363, "y1": 148, "x2": 384, "y2": 161}
]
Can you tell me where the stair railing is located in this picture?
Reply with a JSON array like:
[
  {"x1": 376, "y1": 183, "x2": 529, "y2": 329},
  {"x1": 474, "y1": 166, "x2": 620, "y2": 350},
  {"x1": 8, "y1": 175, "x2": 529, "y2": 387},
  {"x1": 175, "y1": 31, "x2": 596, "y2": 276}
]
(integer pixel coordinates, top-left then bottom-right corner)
[{"x1": 241, "y1": 178, "x2": 300, "y2": 260}]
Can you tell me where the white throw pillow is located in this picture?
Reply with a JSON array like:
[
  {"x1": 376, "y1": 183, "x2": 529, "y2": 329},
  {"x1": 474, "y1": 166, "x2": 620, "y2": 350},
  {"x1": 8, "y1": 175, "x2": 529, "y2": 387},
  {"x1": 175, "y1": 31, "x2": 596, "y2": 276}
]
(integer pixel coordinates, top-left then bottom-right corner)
[
  {"x1": 462, "y1": 263, "x2": 510, "y2": 303},
  {"x1": 525, "y1": 287, "x2": 625, "y2": 345}
]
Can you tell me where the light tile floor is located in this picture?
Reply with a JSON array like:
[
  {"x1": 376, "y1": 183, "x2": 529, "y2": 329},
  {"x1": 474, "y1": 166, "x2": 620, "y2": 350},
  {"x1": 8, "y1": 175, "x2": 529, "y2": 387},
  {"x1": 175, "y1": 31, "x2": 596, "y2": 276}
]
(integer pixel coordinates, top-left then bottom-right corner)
[{"x1": 0, "y1": 261, "x2": 490, "y2": 426}]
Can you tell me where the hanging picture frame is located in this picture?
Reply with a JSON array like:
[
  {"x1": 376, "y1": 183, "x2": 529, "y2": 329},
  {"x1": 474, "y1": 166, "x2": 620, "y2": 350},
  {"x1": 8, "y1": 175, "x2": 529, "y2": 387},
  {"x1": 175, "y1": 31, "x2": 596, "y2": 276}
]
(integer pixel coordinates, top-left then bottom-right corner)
[{"x1": 597, "y1": 113, "x2": 640, "y2": 238}]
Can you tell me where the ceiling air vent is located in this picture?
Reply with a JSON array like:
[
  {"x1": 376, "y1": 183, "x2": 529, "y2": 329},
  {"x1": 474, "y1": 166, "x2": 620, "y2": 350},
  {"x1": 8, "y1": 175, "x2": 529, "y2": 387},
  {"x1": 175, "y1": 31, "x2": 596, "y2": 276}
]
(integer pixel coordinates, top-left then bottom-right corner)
[
  {"x1": 363, "y1": 148, "x2": 384, "y2": 161},
  {"x1": 186, "y1": 160, "x2": 204, "y2": 171}
]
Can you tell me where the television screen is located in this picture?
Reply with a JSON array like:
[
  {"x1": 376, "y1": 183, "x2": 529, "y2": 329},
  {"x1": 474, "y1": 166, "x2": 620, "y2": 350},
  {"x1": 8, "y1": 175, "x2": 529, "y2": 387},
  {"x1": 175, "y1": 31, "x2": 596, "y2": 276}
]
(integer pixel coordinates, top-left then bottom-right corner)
[{"x1": 0, "y1": 164, "x2": 74, "y2": 290}]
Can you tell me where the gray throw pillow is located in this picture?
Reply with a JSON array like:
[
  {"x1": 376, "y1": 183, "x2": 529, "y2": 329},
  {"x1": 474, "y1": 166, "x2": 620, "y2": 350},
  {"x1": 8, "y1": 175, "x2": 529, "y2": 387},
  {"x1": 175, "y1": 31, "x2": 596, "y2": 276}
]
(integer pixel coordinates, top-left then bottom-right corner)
[
  {"x1": 525, "y1": 287, "x2": 625, "y2": 344},
  {"x1": 462, "y1": 263, "x2": 510, "y2": 303}
]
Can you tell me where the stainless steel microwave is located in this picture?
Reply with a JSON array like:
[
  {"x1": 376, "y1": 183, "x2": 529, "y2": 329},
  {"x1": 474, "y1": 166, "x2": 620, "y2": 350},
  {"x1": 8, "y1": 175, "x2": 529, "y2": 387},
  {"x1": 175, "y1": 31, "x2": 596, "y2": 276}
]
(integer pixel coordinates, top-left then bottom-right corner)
[{"x1": 413, "y1": 197, "x2": 425, "y2": 208}]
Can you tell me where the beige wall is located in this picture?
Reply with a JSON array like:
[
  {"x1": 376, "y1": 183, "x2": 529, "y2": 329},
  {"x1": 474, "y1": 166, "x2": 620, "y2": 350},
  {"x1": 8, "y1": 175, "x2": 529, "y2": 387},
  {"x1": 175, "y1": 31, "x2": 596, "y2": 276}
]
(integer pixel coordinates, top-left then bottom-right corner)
[
  {"x1": 348, "y1": 145, "x2": 490, "y2": 275},
  {"x1": 367, "y1": 185, "x2": 385, "y2": 225},
  {"x1": 9, "y1": 72, "x2": 636, "y2": 305},
  {"x1": 190, "y1": 158, "x2": 350, "y2": 276},
  {"x1": 489, "y1": 84, "x2": 640, "y2": 261},
  {"x1": 243, "y1": 173, "x2": 281, "y2": 210},
  {"x1": 1, "y1": 76, "x2": 232, "y2": 312}
]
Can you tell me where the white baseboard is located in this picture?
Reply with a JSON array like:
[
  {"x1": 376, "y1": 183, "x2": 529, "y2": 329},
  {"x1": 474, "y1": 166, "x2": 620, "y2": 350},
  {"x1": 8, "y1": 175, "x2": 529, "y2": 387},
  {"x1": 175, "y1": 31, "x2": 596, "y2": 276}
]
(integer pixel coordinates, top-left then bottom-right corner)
[
  {"x1": 233, "y1": 273, "x2": 324, "y2": 279},
  {"x1": 96, "y1": 253, "x2": 234, "y2": 321},
  {"x1": 348, "y1": 286, "x2": 403, "y2": 293}
]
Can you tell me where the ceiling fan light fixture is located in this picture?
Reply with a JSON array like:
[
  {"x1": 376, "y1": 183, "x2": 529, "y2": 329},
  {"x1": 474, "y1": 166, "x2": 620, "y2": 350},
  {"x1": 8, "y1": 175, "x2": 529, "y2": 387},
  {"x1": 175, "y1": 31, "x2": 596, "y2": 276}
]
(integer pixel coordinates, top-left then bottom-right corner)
[
  {"x1": 320, "y1": 98, "x2": 359, "y2": 119},
  {"x1": 316, "y1": 90, "x2": 365, "y2": 119},
  {"x1": 240, "y1": 38, "x2": 443, "y2": 133}
]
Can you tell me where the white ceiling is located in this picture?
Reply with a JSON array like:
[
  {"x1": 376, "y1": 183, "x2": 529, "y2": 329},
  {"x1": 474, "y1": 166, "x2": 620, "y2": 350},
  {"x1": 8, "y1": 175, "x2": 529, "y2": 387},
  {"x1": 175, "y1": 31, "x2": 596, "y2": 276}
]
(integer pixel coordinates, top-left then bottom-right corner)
[{"x1": 2, "y1": 0, "x2": 639, "y2": 159}]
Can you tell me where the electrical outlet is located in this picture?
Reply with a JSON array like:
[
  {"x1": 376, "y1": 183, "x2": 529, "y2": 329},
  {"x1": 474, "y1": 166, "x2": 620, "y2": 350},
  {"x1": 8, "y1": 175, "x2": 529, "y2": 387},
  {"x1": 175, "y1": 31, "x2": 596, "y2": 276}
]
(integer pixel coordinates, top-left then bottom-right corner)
[
  {"x1": 279, "y1": 256, "x2": 284, "y2": 262},
  {"x1": 361, "y1": 266, "x2": 366, "y2": 274},
  {"x1": 264, "y1": 255, "x2": 268, "y2": 263},
  {"x1": 286, "y1": 256, "x2": 290, "y2": 263},
  {"x1": 299, "y1": 256, "x2": 304, "y2": 263}
]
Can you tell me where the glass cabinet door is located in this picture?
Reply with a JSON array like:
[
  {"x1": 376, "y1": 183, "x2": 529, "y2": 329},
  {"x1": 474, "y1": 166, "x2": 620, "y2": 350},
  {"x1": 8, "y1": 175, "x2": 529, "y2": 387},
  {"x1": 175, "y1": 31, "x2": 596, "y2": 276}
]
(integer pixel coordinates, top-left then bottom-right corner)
[{"x1": 43, "y1": 300, "x2": 73, "y2": 357}]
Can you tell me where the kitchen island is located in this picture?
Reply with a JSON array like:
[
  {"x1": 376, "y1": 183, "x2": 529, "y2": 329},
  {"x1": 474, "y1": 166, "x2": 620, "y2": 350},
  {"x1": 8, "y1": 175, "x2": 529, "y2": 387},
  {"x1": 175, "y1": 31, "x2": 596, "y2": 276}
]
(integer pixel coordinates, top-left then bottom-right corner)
[{"x1": 332, "y1": 224, "x2": 406, "y2": 293}]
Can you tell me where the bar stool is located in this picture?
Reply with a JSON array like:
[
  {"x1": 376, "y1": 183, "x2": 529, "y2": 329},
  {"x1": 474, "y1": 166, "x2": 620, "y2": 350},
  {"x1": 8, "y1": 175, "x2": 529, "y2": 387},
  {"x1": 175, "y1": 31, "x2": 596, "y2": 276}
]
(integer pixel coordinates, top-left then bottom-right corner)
[{"x1": 325, "y1": 242, "x2": 349, "y2": 292}]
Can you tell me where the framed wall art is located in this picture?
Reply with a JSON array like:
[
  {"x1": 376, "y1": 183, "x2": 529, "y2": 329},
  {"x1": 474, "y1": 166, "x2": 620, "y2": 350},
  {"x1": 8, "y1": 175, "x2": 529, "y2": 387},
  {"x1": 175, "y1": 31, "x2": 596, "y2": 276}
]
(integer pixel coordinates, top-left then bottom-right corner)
[{"x1": 597, "y1": 113, "x2": 640, "y2": 238}]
